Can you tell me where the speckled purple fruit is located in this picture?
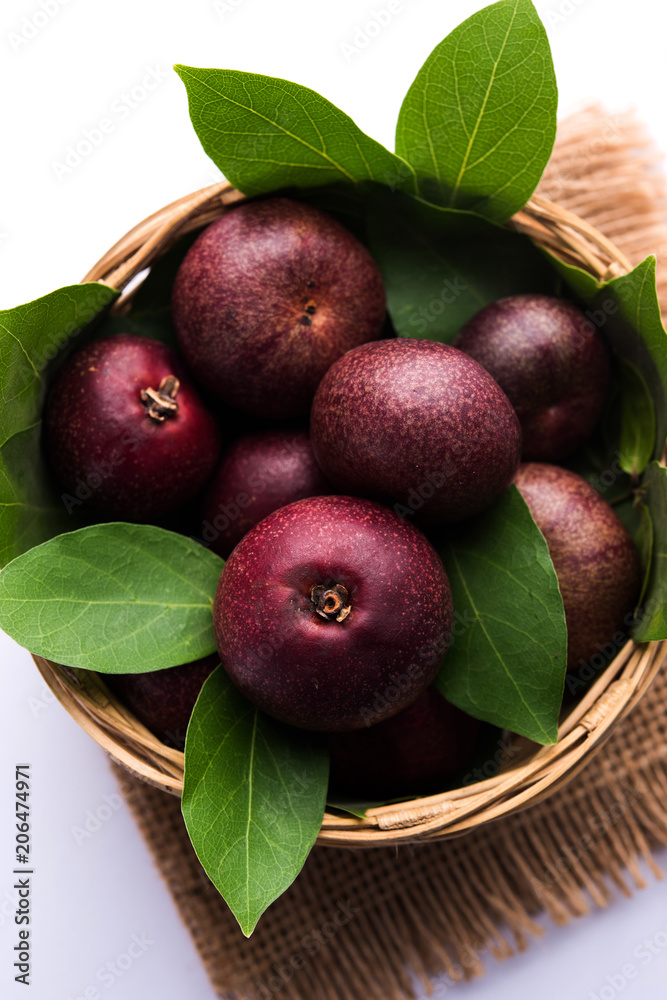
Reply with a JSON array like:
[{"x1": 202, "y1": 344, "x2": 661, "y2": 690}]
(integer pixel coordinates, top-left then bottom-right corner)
[
  {"x1": 172, "y1": 198, "x2": 386, "y2": 418},
  {"x1": 514, "y1": 463, "x2": 641, "y2": 670},
  {"x1": 310, "y1": 339, "x2": 522, "y2": 524},
  {"x1": 45, "y1": 334, "x2": 221, "y2": 520},
  {"x1": 105, "y1": 654, "x2": 218, "y2": 749},
  {"x1": 455, "y1": 294, "x2": 610, "y2": 461},
  {"x1": 200, "y1": 428, "x2": 333, "y2": 559},
  {"x1": 329, "y1": 686, "x2": 480, "y2": 799},
  {"x1": 213, "y1": 495, "x2": 453, "y2": 732}
]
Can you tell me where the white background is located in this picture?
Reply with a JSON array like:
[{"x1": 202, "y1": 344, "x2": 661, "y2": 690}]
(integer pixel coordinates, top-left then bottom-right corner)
[{"x1": 1, "y1": 0, "x2": 667, "y2": 997}]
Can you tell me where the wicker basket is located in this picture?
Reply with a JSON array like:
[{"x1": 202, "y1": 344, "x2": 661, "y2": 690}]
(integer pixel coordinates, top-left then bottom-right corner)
[{"x1": 31, "y1": 182, "x2": 667, "y2": 847}]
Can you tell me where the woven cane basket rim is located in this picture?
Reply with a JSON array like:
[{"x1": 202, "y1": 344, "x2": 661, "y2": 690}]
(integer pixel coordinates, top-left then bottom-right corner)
[{"x1": 32, "y1": 180, "x2": 667, "y2": 847}]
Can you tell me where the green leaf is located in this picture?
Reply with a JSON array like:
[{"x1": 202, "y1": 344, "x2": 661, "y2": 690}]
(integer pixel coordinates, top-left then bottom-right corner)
[
  {"x1": 182, "y1": 666, "x2": 328, "y2": 936},
  {"x1": 604, "y1": 258, "x2": 667, "y2": 460},
  {"x1": 613, "y1": 496, "x2": 639, "y2": 535},
  {"x1": 614, "y1": 492, "x2": 653, "y2": 613},
  {"x1": 0, "y1": 523, "x2": 223, "y2": 671},
  {"x1": 435, "y1": 485, "x2": 567, "y2": 744},
  {"x1": 366, "y1": 187, "x2": 557, "y2": 342},
  {"x1": 632, "y1": 462, "x2": 667, "y2": 641},
  {"x1": 174, "y1": 65, "x2": 415, "y2": 197},
  {"x1": 395, "y1": 0, "x2": 557, "y2": 220},
  {"x1": 616, "y1": 359, "x2": 655, "y2": 477},
  {"x1": 634, "y1": 501, "x2": 654, "y2": 610},
  {"x1": 545, "y1": 253, "x2": 599, "y2": 301},
  {"x1": 0, "y1": 284, "x2": 118, "y2": 567}
]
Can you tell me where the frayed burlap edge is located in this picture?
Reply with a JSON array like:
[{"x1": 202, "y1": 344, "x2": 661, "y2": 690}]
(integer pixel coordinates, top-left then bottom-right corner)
[{"x1": 111, "y1": 106, "x2": 667, "y2": 1000}]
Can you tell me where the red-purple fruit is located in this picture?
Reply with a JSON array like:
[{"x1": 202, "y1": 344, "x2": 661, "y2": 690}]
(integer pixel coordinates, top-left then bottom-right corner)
[
  {"x1": 45, "y1": 334, "x2": 221, "y2": 520},
  {"x1": 213, "y1": 495, "x2": 453, "y2": 731},
  {"x1": 105, "y1": 654, "x2": 218, "y2": 749},
  {"x1": 200, "y1": 428, "x2": 332, "y2": 559},
  {"x1": 172, "y1": 198, "x2": 386, "y2": 418},
  {"x1": 310, "y1": 339, "x2": 522, "y2": 524},
  {"x1": 329, "y1": 687, "x2": 480, "y2": 799},
  {"x1": 455, "y1": 294, "x2": 610, "y2": 461},
  {"x1": 514, "y1": 463, "x2": 641, "y2": 670}
]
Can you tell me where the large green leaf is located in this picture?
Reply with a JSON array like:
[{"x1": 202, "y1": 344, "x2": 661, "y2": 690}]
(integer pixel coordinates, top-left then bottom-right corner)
[
  {"x1": 435, "y1": 485, "x2": 567, "y2": 744},
  {"x1": 174, "y1": 65, "x2": 415, "y2": 196},
  {"x1": 545, "y1": 254, "x2": 599, "y2": 301},
  {"x1": 616, "y1": 359, "x2": 655, "y2": 478},
  {"x1": 604, "y1": 258, "x2": 667, "y2": 460},
  {"x1": 634, "y1": 501, "x2": 654, "y2": 611},
  {"x1": 183, "y1": 666, "x2": 328, "y2": 936},
  {"x1": 0, "y1": 284, "x2": 118, "y2": 567},
  {"x1": 0, "y1": 523, "x2": 223, "y2": 671},
  {"x1": 366, "y1": 187, "x2": 557, "y2": 342},
  {"x1": 395, "y1": 0, "x2": 557, "y2": 220},
  {"x1": 632, "y1": 462, "x2": 667, "y2": 641}
]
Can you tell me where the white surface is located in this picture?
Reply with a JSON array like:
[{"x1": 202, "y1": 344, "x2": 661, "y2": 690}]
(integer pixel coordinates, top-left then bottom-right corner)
[{"x1": 1, "y1": 0, "x2": 667, "y2": 997}]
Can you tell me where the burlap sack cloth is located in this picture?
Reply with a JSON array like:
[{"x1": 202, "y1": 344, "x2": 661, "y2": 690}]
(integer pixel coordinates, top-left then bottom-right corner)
[{"x1": 112, "y1": 106, "x2": 667, "y2": 1000}]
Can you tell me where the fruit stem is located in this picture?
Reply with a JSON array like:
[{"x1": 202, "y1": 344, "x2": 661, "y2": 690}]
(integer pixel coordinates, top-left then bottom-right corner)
[
  {"x1": 141, "y1": 375, "x2": 180, "y2": 423},
  {"x1": 310, "y1": 584, "x2": 351, "y2": 623}
]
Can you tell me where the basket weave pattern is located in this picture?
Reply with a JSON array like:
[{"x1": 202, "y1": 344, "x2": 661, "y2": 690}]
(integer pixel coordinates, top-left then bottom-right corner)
[{"x1": 32, "y1": 176, "x2": 667, "y2": 847}]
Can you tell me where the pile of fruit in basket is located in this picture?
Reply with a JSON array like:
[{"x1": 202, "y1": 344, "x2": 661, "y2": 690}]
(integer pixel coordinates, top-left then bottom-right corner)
[{"x1": 42, "y1": 193, "x2": 640, "y2": 788}]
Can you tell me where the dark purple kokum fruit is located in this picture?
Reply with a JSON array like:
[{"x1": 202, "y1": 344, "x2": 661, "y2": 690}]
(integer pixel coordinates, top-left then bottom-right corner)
[
  {"x1": 105, "y1": 654, "x2": 218, "y2": 749},
  {"x1": 200, "y1": 428, "x2": 333, "y2": 559},
  {"x1": 514, "y1": 463, "x2": 641, "y2": 670},
  {"x1": 310, "y1": 339, "x2": 522, "y2": 524},
  {"x1": 455, "y1": 294, "x2": 611, "y2": 461},
  {"x1": 172, "y1": 197, "x2": 386, "y2": 418},
  {"x1": 329, "y1": 686, "x2": 480, "y2": 799},
  {"x1": 45, "y1": 334, "x2": 221, "y2": 520},
  {"x1": 213, "y1": 495, "x2": 453, "y2": 731}
]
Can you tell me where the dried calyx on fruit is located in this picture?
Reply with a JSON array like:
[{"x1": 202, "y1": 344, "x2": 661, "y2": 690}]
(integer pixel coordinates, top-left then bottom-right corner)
[
  {"x1": 140, "y1": 375, "x2": 180, "y2": 423},
  {"x1": 310, "y1": 583, "x2": 352, "y2": 622}
]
